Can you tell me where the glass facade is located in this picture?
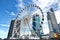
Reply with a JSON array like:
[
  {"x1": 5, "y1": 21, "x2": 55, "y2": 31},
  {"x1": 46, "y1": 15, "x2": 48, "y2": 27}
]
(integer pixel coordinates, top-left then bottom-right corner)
[
  {"x1": 32, "y1": 15, "x2": 41, "y2": 32},
  {"x1": 32, "y1": 14, "x2": 44, "y2": 36}
]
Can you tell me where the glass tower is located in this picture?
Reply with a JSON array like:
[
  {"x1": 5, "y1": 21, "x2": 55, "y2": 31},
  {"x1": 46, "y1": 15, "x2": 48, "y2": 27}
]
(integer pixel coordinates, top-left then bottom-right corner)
[{"x1": 32, "y1": 14, "x2": 43, "y2": 35}]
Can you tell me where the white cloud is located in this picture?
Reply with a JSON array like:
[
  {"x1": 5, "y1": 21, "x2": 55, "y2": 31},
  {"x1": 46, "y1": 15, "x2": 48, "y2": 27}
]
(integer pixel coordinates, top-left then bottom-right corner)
[
  {"x1": 32, "y1": 0, "x2": 50, "y2": 9},
  {"x1": 32, "y1": 0, "x2": 59, "y2": 11},
  {"x1": 5, "y1": 10, "x2": 10, "y2": 14},
  {"x1": 0, "y1": 24, "x2": 9, "y2": 27},
  {"x1": 11, "y1": 12, "x2": 16, "y2": 16},
  {"x1": 5, "y1": 10, "x2": 16, "y2": 16},
  {"x1": 58, "y1": 3, "x2": 60, "y2": 6},
  {"x1": 0, "y1": 30, "x2": 8, "y2": 39},
  {"x1": 16, "y1": 0, "x2": 24, "y2": 8},
  {"x1": 58, "y1": 2, "x2": 60, "y2": 9}
]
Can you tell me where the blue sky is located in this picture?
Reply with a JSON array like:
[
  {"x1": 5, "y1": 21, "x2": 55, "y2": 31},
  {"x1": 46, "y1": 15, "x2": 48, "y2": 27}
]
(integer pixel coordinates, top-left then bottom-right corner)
[
  {"x1": 0, "y1": 0, "x2": 18, "y2": 38},
  {"x1": 0, "y1": 0, "x2": 60, "y2": 39}
]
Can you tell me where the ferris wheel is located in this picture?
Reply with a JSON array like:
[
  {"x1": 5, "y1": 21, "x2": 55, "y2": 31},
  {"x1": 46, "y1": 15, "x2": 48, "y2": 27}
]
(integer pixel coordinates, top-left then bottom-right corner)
[{"x1": 11, "y1": 4, "x2": 44, "y2": 39}]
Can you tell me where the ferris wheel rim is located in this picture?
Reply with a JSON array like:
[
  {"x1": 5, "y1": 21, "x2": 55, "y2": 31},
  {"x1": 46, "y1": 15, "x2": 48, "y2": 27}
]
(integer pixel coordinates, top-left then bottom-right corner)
[{"x1": 18, "y1": 4, "x2": 44, "y2": 25}]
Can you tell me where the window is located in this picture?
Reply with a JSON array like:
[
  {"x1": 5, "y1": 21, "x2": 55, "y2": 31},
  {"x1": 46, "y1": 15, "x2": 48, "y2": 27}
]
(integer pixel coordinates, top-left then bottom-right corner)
[{"x1": 32, "y1": 14, "x2": 40, "y2": 31}]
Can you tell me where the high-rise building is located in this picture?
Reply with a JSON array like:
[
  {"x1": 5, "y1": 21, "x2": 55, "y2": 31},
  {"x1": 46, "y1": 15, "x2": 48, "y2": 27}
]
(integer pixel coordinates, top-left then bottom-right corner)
[
  {"x1": 47, "y1": 8, "x2": 59, "y2": 33},
  {"x1": 32, "y1": 14, "x2": 40, "y2": 32},
  {"x1": 7, "y1": 20, "x2": 21, "y2": 39},
  {"x1": 32, "y1": 14, "x2": 43, "y2": 37},
  {"x1": 7, "y1": 20, "x2": 15, "y2": 38}
]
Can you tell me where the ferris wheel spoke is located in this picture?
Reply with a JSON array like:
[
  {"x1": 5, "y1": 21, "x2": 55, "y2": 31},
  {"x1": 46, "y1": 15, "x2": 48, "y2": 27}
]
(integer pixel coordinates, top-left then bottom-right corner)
[{"x1": 11, "y1": 4, "x2": 44, "y2": 39}]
